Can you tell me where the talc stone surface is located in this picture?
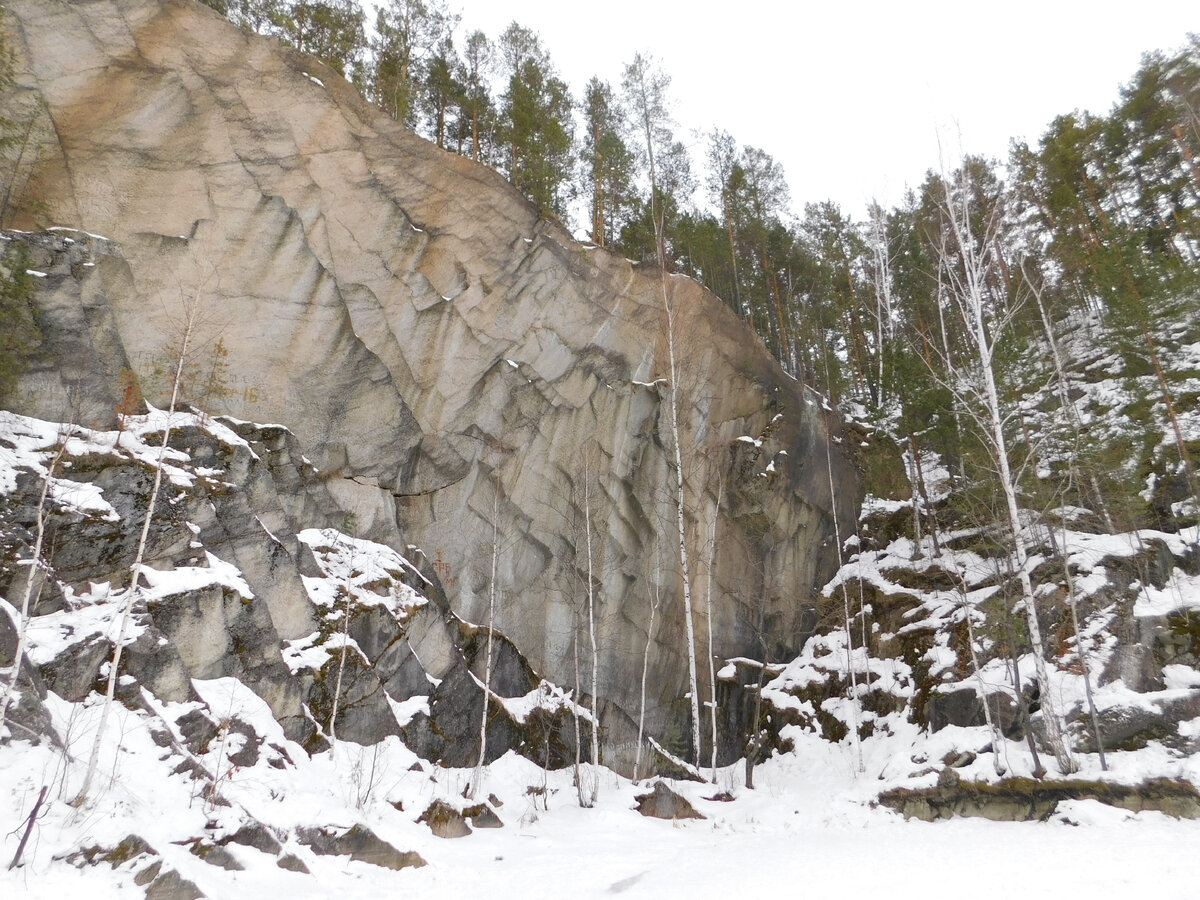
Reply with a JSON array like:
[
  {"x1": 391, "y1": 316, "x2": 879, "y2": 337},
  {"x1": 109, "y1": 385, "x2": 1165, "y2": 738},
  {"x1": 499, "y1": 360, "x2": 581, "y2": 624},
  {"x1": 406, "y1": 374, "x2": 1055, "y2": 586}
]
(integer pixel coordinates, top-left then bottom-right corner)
[{"x1": 3, "y1": 0, "x2": 857, "y2": 759}]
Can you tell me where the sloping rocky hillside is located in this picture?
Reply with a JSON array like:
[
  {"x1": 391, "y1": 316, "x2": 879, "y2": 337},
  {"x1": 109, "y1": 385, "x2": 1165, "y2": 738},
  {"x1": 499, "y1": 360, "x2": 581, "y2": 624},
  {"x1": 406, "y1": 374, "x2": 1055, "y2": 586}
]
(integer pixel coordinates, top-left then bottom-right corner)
[{"x1": 0, "y1": 0, "x2": 856, "y2": 759}]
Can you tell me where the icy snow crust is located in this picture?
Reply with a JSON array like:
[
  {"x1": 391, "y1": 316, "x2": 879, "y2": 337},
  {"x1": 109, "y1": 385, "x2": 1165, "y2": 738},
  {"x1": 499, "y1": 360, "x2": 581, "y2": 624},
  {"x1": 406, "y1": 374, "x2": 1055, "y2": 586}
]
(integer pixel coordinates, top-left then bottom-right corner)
[{"x1": 3, "y1": 407, "x2": 1200, "y2": 897}]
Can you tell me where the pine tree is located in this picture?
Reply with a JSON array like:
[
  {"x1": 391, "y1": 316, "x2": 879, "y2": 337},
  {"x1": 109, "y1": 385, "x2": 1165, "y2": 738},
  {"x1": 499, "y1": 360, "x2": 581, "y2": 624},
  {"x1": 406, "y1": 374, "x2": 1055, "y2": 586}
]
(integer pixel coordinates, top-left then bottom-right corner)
[
  {"x1": 226, "y1": 0, "x2": 288, "y2": 33},
  {"x1": 580, "y1": 78, "x2": 635, "y2": 248},
  {"x1": 497, "y1": 24, "x2": 574, "y2": 217},
  {"x1": 422, "y1": 36, "x2": 462, "y2": 149},
  {"x1": 456, "y1": 30, "x2": 494, "y2": 162},
  {"x1": 704, "y1": 130, "x2": 744, "y2": 316},
  {"x1": 370, "y1": 0, "x2": 457, "y2": 126},
  {"x1": 281, "y1": 0, "x2": 367, "y2": 82}
]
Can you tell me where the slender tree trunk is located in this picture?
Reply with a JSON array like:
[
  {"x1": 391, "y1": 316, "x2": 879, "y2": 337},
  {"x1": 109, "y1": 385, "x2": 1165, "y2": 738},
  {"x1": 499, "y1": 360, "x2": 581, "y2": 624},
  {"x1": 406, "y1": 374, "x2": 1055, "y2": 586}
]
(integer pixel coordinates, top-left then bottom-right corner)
[
  {"x1": 573, "y1": 630, "x2": 588, "y2": 807},
  {"x1": 1060, "y1": 518, "x2": 1107, "y2": 770},
  {"x1": 584, "y1": 463, "x2": 599, "y2": 804},
  {"x1": 905, "y1": 436, "x2": 926, "y2": 558},
  {"x1": 73, "y1": 301, "x2": 198, "y2": 806},
  {"x1": 328, "y1": 545, "x2": 354, "y2": 748},
  {"x1": 704, "y1": 477, "x2": 723, "y2": 782},
  {"x1": 0, "y1": 439, "x2": 66, "y2": 735},
  {"x1": 816, "y1": 364, "x2": 864, "y2": 773},
  {"x1": 591, "y1": 121, "x2": 605, "y2": 246},
  {"x1": 944, "y1": 177, "x2": 1074, "y2": 774},
  {"x1": 470, "y1": 486, "x2": 500, "y2": 800},
  {"x1": 1000, "y1": 562, "x2": 1047, "y2": 779},
  {"x1": 869, "y1": 210, "x2": 893, "y2": 408},
  {"x1": 648, "y1": 140, "x2": 701, "y2": 769},
  {"x1": 978, "y1": 283, "x2": 1075, "y2": 775},
  {"x1": 7, "y1": 785, "x2": 46, "y2": 870},
  {"x1": 634, "y1": 536, "x2": 660, "y2": 782},
  {"x1": 1145, "y1": 326, "x2": 1200, "y2": 521},
  {"x1": 744, "y1": 659, "x2": 767, "y2": 790},
  {"x1": 722, "y1": 193, "x2": 741, "y2": 315},
  {"x1": 935, "y1": 262, "x2": 968, "y2": 480},
  {"x1": 909, "y1": 433, "x2": 942, "y2": 558},
  {"x1": 629, "y1": 57, "x2": 702, "y2": 769},
  {"x1": 1025, "y1": 265, "x2": 1118, "y2": 532},
  {"x1": 664, "y1": 290, "x2": 702, "y2": 769},
  {"x1": 960, "y1": 593, "x2": 1007, "y2": 776}
]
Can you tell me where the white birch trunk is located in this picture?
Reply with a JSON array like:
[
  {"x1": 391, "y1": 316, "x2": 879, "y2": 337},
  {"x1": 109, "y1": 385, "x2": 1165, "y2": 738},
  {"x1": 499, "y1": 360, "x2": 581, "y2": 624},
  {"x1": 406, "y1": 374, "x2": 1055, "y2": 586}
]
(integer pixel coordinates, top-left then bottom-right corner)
[
  {"x1": 73, "y1": 304, "x2": 197, "y2": 806},
  {"x1": 666, "y1": 298, "x2": 703, "y2": 769},
  {"x1": 470, "y1": 486, "x2": 500, "y2": 800},
  {"x1": 627, "y1": 54, "x2": 701, "y2": 770},
  {"x1": 903, "y1": 443, "x2": 925, "y2": 555},
  {"x1": 634, "y1": 537, "x2": 660, "y2": 782},
  {"x1": 0, "y1": 439, "x2": 66, "y2": 736},
  {"x1": 821, "y1": 396, "x2": 863, "y2": 774},
  {"x1": 1061, "y1": 518, "x2": 1107, "y2": 770},
  {"x1": 943, "y1": 181, "x2": 1075, "y2": 774},
  {"x1": 704, "y1": 478, "x2": 722, "y2": 782},
  {"x1": 573, "y1": 631, "x2": 588, "y2": 807},
  {"x1": 935, "y1": 262, "x2": 968, "y2": 481},
  {"x1": 869, "y1": 205, "x2": 894, "y2": 406},
  {"x1": 1025, "y1": 266, "x2": 1108, "y2": 766},
  {"x1": 962, "y1": 597, "x2": 1007, "y2": 776},
  {"x1": 584, "y1": 465, "x2": 599, "y2": 804},
  {"x1": 329, "y1": 582, "x2": 352, "y2": 748}
]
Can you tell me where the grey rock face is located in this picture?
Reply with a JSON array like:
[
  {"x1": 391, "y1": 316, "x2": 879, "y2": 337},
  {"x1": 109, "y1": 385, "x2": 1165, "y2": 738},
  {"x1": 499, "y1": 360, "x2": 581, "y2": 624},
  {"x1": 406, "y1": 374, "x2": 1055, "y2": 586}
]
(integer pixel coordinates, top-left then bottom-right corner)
[{"x1": 3, "y1": 0, "x2": 856, "y2": 756}]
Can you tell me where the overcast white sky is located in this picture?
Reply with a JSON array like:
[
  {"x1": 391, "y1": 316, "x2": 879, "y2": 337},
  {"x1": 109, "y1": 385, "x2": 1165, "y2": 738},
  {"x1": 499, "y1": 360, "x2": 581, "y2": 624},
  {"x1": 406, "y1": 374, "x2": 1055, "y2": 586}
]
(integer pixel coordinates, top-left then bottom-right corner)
[{"x1": 403, "y1": 1, "x2": 1195, "y2": 220}]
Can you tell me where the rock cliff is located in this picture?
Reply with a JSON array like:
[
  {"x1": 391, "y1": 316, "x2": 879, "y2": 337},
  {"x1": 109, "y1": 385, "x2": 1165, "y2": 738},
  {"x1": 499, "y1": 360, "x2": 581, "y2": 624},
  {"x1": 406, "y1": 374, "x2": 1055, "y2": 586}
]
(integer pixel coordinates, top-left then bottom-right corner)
[{"x1": 1, "y1": 0, "x2": 856, "y2": 764}]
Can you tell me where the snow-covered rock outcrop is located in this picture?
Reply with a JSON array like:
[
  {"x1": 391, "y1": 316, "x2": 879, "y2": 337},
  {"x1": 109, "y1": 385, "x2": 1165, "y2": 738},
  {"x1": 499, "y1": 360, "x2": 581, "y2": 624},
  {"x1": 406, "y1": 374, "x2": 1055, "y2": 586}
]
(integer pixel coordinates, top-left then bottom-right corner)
[
  {"x1": 0, "y1": 410, "x2": 583, "y2": 759},
  {"x1": 1, "y1": 0, "x2": 856, "y2": 757}
]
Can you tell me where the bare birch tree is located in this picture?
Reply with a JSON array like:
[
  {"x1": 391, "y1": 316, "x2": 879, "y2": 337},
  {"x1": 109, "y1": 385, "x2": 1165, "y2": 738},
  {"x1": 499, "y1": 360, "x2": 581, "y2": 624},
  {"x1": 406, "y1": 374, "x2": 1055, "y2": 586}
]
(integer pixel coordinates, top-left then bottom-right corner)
[
  {"x1": 866, "y1": 200, "x2": 895, "y2": 407},
  {"x1": 702, "y1": 472, "x2": 723, "y2": 781},
  {"x1": 623, "y1": 51, "x2": 703, "y2": 770},
  {"x1": 1020, "y1": 262, "x2": 1108, "y2": 766},
  {"x1": 583, "y1": 455, "x2": 600, "y2": 804},
  {"x1": 0, "y1": 431, "x2": 68, "y2": 738},
  {"x1": 72, "y1": 293, "x2": 201, "y2": 806},
  {"x1": 469, "y1": 477, "x2": 501, "y2": 800},
  {"x1": 633, "y1": 531, "x2": 662, "y2": 782},
  {"x1": 572, "y1": 628, "x2": 589, "y2": 806},
  {"x1": 566, "y1": 447, "x2": 603, "y2": 806},
  {"x1": 327, "y1": 513, "x2": 361, "y2": 752},
  {"x1": 816, "y1": 386, "x2": 864, "y2": 775},
  {"x1": 937, "y1": 167, "x2": 1075, "y2": 774}
]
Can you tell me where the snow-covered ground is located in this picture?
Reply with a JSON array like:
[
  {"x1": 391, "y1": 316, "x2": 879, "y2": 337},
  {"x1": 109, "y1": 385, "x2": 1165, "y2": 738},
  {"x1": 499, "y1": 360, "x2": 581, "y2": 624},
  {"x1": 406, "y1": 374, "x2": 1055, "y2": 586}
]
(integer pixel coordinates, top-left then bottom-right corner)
[
  {"x1": 5, "y1": 350, "x2": 1200, "y2": 898},
  {"x1": 4, "y1": 704, "x2": 1200, "y2": 899}
]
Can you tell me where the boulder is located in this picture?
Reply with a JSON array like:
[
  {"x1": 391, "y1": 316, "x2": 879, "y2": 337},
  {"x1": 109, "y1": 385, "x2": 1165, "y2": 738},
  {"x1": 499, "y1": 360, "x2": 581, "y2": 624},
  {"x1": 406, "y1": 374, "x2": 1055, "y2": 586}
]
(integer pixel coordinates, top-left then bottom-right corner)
[
  {"x1": 634, "y1": 781, "x2": 705, "y2": 821},
  {"x1": 296, "y1": 825, "x2": 425, "y2": 870},
  {"x1": 418, "y1": 799, "x2": 472, "y2": 839}
]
